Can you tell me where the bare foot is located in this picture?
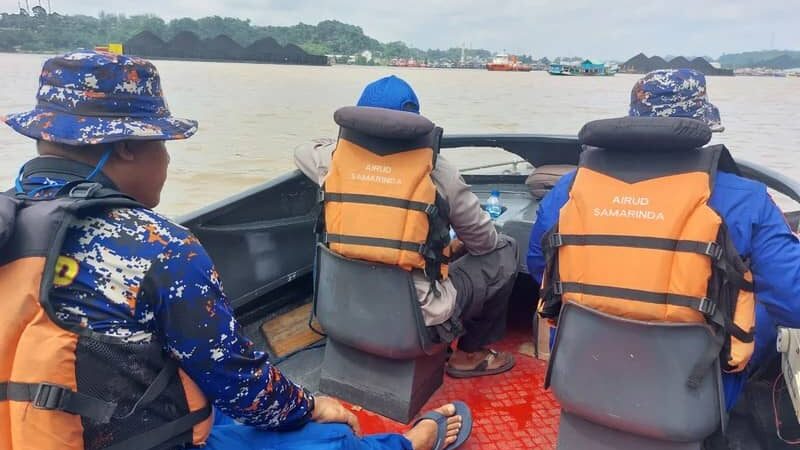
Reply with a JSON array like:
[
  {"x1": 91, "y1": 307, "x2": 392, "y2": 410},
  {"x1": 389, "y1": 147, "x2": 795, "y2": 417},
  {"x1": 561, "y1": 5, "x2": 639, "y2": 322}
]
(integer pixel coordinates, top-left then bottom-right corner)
[{"x1": 403, "y1": 404, "x2": 462, "y2": 450}]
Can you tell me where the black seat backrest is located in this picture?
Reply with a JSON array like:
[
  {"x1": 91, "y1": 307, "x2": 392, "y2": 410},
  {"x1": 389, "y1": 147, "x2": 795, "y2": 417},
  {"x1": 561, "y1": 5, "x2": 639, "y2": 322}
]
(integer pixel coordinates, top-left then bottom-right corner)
[
  {"x1": 314, "y1": 244, "x2": 442, "y2": 359},
  {"x1": 548, "y1": 302, "x2": 725, "y2": 442}
]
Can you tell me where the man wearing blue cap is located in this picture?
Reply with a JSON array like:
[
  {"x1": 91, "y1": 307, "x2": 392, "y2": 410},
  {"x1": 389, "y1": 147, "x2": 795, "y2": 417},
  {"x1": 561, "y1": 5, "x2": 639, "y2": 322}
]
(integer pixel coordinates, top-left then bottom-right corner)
[
  {"x1": 527, "y1": 69, "x2": 800, "y2": 446},
  {"x1": 1, "y1": 52, "x2": 467, "y2": 450},
  {"x1": 295, "y1": 75, "x2": 518, "y2": 378}
]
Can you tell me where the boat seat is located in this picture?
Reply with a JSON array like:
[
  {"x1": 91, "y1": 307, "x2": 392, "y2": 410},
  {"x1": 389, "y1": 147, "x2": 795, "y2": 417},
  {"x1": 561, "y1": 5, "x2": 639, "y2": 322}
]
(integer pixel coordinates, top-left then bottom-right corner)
[
  {"x1": 548, "y1": 302, "x2": 726, "y2": 450},
  {"x1": 314, "y1": 244, "x2": 447, "y2": 423}
]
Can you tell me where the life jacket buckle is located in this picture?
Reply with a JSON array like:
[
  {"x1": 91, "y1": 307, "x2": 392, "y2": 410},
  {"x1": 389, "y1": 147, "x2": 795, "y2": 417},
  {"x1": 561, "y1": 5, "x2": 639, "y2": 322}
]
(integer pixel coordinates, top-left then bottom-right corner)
[
  {"x1": 68, "y1": 182, "x2": 103, "y2": 199},
  {"x1": 552, "y1": 281, "x2": 564, "y2": 295},
  {"x1": 704, "y1": 242, "x2": 723, "y2": 260},
  {"x1": 424, "y1": 204, "x2": 438, "y2": 216},
  {"x1": 32, "y1": 383, "x2": 67, "y2": 410},
  {"x1": 697, "y1": 297, "x2": 717, "y2": 316},
  {"x1": 548, "y1": 233, "x2": 564, "y2": 248}
]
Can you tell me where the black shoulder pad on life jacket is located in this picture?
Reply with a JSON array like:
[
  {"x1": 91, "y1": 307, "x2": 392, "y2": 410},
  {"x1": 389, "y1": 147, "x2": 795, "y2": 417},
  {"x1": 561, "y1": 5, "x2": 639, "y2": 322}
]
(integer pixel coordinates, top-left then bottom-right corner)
[
  {"x1": 0, "y1": 193, "x2": 21, "y2": 250},
  {"x1": 431, "y1": 126, "x2": 443, "y2": 167},
  {"x1": 335, "y1": 106, "x2": 434, "y2": 139},
  {"x1": 579, "y1": 116, "x2": 712, "y2": 152},
  {"x1": 579, "y1": 142, "x2": 727, "y2": 186},
  {"x1": 706, "y1": 144, "x2": 741, "y2": 176},
  {"x1": 335, "y1": 106, "x2": 441, "y2": 157}
]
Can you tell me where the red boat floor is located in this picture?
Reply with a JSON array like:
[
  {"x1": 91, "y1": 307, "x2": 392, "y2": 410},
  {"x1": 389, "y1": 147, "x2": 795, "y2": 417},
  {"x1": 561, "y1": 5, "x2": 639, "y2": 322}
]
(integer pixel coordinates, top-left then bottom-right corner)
[{"x1": 346, "y1": 328, "x2": 561, "y2": 449}]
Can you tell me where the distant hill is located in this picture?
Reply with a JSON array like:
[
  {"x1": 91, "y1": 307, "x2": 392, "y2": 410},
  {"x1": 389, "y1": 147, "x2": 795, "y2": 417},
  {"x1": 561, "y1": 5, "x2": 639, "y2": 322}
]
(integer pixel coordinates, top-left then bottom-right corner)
[
  {"x1": 620, "y1": 53, "x2": 733, "y2": 76},
  {"x1": 719, "y1": 50, "x2": 800, "y2": 69}
]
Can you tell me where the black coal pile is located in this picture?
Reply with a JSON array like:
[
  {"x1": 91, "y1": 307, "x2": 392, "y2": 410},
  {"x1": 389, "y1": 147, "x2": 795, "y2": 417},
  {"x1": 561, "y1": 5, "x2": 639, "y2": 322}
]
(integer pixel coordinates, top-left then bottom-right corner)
[
  {"x1": 621, "y1": 53, "x2": 733, "y2": 76},
  {"x1": 124, "y1": 30, "x2": 167, "y2": 58},
  {"x1": 166, "y1": 31, "x2": 203, "y2": 59},
  {"x1": 124, "y1": 31, "x2": 328, "y2": 66},
  {"x1": 203, "y1": 35, "x2": 245, "y2": 60}
]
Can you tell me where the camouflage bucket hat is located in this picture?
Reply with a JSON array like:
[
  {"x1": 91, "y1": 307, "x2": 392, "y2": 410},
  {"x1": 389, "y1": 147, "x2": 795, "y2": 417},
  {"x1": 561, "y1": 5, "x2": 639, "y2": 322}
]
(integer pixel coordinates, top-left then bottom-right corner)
[
  {"x1": 3, "y1": 50, "x2": 198, "y2": 145},
  {"x1": 629, "y1": 69, "x2": 724, "y2": 132}
]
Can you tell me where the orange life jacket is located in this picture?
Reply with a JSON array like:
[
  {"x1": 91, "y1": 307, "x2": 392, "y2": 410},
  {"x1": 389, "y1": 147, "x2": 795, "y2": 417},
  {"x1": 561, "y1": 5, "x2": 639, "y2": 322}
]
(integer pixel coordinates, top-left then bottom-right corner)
[
  {"x1": 0, "y1": 183, "x2": 212, "y2": 450},
  {"x1": 539, "y1": 117, "x2": 756, "y2": 383},
  {"x1": 321, "y1": 106, "x2": 451, "y2": 281}
]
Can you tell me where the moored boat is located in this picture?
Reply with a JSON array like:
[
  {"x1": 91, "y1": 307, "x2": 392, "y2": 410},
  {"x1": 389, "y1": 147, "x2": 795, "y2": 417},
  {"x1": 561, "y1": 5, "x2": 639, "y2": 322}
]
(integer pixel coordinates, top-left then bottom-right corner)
[
  {"x1": 549, "y1": 60, "x2": 616, "y2": 76},
  {"x1": 486, "y1": 54, "x2": 532, "y2": 72},
  {"x1": 548, "y1": 63, "x2": 579, "y2": 76}
]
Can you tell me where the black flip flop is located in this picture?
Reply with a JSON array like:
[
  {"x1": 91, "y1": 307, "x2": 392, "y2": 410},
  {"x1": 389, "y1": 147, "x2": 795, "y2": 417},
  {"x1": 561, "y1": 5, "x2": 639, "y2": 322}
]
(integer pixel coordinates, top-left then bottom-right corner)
[
  {"x1": 412, "y1": 401, "x2": 473, "y2": 450},
  {"x1": 445, "y1": 349, "x2": 515, "y2": 379}
]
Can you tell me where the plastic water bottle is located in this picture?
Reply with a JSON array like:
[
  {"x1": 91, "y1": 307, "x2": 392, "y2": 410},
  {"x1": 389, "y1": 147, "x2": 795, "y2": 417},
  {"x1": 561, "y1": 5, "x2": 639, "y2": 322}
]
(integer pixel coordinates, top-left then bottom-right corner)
[{"x1": 486, "y1": 190, "x2": 503, "y2": 220}]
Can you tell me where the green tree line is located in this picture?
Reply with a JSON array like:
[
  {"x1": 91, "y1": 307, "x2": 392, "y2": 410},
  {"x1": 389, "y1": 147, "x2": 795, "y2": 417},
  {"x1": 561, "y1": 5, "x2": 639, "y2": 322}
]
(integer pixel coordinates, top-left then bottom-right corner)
[
  {"x1": 0, "y1": 11, "x2": 496, "y2": 62},
  {"x1": 719, "y1": 50, "x2": 800, "y2": 69}
]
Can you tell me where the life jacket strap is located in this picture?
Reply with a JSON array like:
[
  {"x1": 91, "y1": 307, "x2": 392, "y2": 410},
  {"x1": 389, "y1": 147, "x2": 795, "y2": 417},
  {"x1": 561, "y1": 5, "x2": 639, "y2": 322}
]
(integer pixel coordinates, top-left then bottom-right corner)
[
  {"x1": 710, "y1": 252, "x2": 754, "y2": 292},
  {"x1": 545, "y1": 233, "x2": 724, "y2": 260},
  {"x1": 111, "y1": 358, "x2": 178, "y2": 420},
  {"x1": 102, "y1": 403, "x2": 212, "y2": 450},
  {"x1": 323, "y1": 232, "x2": 426, "y2": 254},
  {"x1": 0, "y1": 381, "x2": 118, "y2": 423},
  {"x1": 322, "y1": 191, "x2": 437, "y2": 214},
  {"x1": 538, "y1": 226, "x2": 563, "y2": 320},
  {"x1": 0, "y1": 358, "x2": 178, "y2": 425},
  {"x1": 551, "y1": 281, "x2": 722, "y2": 320}
]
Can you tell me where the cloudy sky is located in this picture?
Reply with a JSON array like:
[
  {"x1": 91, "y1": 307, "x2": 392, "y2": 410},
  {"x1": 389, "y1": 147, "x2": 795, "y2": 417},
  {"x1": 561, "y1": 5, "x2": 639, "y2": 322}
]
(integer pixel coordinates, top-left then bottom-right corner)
[{"x1": 12, "y1": 0, "x2": 799, "y2": 60}]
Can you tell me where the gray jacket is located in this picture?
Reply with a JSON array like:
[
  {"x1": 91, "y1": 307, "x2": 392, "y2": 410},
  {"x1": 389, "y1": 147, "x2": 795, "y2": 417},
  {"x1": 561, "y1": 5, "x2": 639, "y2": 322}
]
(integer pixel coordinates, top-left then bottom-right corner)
[{"x1": 294, "y1": 138, "x2": 499, "y2": 326}]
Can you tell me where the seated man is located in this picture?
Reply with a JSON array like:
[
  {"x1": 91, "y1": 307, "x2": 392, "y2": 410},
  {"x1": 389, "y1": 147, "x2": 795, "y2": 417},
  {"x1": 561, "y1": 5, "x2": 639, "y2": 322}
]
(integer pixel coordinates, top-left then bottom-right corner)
[
  {"x1": 0, "y1": 51, "x2": 469, "y2": 450},
  {"x1": 295, "y1": 75, "x2": 518, "y2": 377},
  {"x1": 527, "y1": 69, "x2": 800, "y2": 438}
]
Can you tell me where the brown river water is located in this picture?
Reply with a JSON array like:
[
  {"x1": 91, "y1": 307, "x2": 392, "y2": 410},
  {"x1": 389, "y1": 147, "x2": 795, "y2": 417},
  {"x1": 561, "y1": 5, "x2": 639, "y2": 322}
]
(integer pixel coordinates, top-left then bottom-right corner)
[{"x1": 1, "y1": 53, "x2": 798, "y2": 216}]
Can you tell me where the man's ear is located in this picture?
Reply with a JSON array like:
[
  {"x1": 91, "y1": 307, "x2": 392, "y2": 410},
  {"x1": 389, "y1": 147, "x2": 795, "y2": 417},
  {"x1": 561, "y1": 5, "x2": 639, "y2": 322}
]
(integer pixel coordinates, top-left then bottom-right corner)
[{"x1": 113, "y1": 141, "x2": 135, "y2": 162}]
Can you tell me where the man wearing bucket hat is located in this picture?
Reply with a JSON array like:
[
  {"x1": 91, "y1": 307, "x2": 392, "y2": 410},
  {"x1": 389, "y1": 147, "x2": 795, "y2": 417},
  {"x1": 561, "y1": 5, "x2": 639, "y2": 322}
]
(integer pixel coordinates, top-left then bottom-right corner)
[
  {"x1": 295, "y1": 75, "x2": 519, "y2": 378},
  {"x1": 629, "y1": 68, "x2": 725, "y2": 132},
  {"x1": 527, "y1": 68, "x2": 800, "y2": 444},
  {"x1": 0, "y1": 51, "x2": 468, "y2": 450}
]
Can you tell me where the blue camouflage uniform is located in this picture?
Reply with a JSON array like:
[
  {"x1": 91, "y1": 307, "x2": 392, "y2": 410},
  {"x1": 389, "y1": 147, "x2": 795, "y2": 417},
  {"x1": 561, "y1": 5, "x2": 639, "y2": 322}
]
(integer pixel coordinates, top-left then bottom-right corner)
[
  {"x1": 527, "y1": 69, "x2": 800, "y2": 411},
  {"x1": 5, "y1": 51, "x2": 412, "y2": 450}
]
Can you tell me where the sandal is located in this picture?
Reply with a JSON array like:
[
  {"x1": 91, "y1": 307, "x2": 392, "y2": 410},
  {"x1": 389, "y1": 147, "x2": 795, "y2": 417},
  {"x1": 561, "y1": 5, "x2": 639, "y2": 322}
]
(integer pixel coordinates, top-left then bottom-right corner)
[
  {"x1": 445, "y1": 349, "x2": 515, "y2": 378},
  {"x1": 412, "y1": 401, "x2": 473, "y2": 450}
]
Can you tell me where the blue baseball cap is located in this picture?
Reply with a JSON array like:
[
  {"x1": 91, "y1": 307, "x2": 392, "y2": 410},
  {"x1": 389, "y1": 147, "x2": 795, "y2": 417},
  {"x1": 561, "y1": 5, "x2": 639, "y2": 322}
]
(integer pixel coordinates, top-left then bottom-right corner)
[
  {"x1": 629, "y1": 69, "x2": 724, "y2": 132},
  {"x1": 356, "y1": 75, "x2": 420, "y2": 114},
  {"x1": 4, "y1": 50, "x2": 197, "y2": 146}
]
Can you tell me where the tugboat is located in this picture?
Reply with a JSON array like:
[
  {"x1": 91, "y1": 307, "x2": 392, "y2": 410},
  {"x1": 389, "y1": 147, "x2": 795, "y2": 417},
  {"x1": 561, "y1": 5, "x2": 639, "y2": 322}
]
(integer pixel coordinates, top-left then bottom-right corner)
[{"x1": 486, "y1": 54, "x2": 532, "y2": 71}]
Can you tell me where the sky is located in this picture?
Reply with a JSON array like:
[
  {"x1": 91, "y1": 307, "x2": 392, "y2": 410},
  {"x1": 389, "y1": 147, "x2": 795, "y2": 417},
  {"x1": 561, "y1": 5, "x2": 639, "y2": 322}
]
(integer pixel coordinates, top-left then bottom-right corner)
[{"x1": 8, "y1": 0, "x2": 800, "y2": 60}]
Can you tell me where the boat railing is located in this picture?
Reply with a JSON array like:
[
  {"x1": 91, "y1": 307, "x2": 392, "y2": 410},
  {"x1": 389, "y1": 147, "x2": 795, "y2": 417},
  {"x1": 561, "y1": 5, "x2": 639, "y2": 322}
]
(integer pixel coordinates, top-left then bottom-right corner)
[{"x1": 460, "y1": 160, "x2": 530, "y2": 174}]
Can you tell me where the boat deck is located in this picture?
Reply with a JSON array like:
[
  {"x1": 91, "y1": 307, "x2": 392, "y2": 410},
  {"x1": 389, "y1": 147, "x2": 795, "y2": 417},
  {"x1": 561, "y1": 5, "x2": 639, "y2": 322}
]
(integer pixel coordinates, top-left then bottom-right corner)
[
  {"x1": 274, "y1": 308, "x2": 561, "y2": 449},
  {"x1": 354, "y1": 328, "x2": 560, "y2": 449}
]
